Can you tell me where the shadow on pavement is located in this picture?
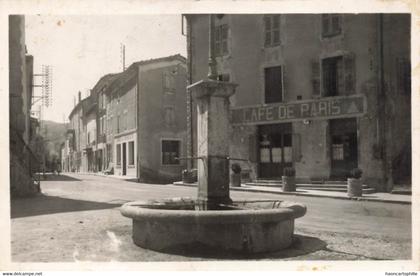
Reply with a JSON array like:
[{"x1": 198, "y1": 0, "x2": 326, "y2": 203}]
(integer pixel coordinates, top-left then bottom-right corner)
[
  {"x1": 11, "y1": 194, "x2": 120, "y2": 219},
  {"x1": 39, "y1": 174, "x2": 82, "y2": 182},
  {"x1": 154, "y1": 234, "x2": 326, "y2": 260}
]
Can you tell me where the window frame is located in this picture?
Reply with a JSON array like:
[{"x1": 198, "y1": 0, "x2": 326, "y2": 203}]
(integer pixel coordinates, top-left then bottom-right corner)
[
  {"x1": 128, "y1": 141, "x2": 135, "y2": 166},
  {"x1": 264, "y1": 14, "x2": 281, "y2": 48},
  {"x1": 215, "y1": 24, "x2": 229, "y2": 57},
  {"x1": 161, "y1": 139, "x2": 181, "y2": 166},
  {"x1": 116, "y1": 143, "x2": 121, "y2": 166},
  {"x1": 321, "y1": 14, "x2": 342, "y2": 38},
  {"x1": 263, "y1": 65, "x2": 284, "y2": 104}
]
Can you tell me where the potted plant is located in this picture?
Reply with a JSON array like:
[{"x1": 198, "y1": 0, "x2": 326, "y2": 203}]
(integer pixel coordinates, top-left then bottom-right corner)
[
  {"x1": 282, "y1": 167, "x2": 296, "y2": 192},
  {"x1": 230, "y1": 163, "x2": 242, "y2": 187},
  {"x1": 182, "y1": 169, "x2": 197, "y2": 184},
  {"x1": 347, "y1": 168, "x2": 363, "y2": 197}
]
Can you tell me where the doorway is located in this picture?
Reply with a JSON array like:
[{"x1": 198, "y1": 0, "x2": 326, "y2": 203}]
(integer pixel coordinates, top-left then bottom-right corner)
[
  {"x1": 329, "y1": 118, "x2": 358, "y2": 179},
  {"x1": 258, "y1": 123, "x2": 292, "y2": 179},
  {"x1": 122, "y1": 142, "x2": 127, "y2": 176}
]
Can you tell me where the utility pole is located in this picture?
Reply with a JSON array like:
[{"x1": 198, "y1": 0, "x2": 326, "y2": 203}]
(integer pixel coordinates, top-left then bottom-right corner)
[{"x1": 120, "y1": 43, "x2": 126, "y2": 72}]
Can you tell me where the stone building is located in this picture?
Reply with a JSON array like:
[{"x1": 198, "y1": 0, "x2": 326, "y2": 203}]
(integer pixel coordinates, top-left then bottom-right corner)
[
  {"x1": 64, "y1": 54, "x2": 188, "y2": 183},
  {"x1": 185, "y1": 14, "x2": 411, "y2": 191},
  {"x1": 9, "y1": 15, "x2": 40, "y2": 196}
]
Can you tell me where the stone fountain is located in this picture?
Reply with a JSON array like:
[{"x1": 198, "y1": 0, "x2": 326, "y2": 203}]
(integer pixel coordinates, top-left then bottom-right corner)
[{"x1": 120, "y1": 15, "x2": 306, "y2": 255}]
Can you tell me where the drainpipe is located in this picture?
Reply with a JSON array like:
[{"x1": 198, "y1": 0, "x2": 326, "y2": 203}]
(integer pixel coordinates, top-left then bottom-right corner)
[
  {"x1": 377, "y1": 14, "x2": 390, "y2": 191},
  {"x1": 184, "y1": 15, "x2": 195, "y2": 170}
]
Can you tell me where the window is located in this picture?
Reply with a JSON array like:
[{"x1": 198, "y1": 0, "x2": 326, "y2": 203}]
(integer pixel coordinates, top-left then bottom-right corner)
[
  {"x1": 322, "y1": 14, "x2": 341, "y2": 37},
  {"x1": 322, "y1": 54, "x2": 355, "y2": 97},
  {"x1": 162, "y1": 140, "x2": 180, "y2": 165},
  {"x1": 164, "y1": 106, "x2": 175, "y2": 127},
  {"x1": 264, "y1": 66, "x2": 283, "y2": 103},
  {"x1": 322, "y1": 56, "x2": 343, "y2": 97},
  {"x1": 217, "y1": 74, "x2": 230, "y2": 82},
  {"x1": 116, "y1": 144, "x2": 121, "y2": 165},
  {"x1": 215, "y1": 24, "x2": 228, "y2": 56},
  {"x1": 163, "y1": 72, "x2": 175, "y2": 92},
  {"x1": 128, "y1": 141, "x2": 134, "y2": 165},
  {"x1": 264, "y1": 15, "x2": 280, "y2": 47}
]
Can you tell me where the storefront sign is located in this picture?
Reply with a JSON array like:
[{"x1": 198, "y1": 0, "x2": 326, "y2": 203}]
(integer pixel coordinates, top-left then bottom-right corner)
[{"x1": 231, "y1": 95, "x2": 366, "y2": 125}]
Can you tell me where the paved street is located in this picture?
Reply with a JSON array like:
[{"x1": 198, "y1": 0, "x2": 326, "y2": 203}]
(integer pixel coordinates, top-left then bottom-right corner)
[{"x1": 11, "y1": 173, "x2": 411, "y2": 262}]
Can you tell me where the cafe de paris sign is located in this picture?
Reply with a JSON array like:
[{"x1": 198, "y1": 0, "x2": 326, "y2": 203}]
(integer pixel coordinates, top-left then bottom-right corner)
[{"x1": 230, "y1": 95, "x2": 366, "y2": 125}]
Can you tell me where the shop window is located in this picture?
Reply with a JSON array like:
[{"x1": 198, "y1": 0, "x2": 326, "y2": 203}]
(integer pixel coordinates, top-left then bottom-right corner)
[
  {"x1": 264, "y1": 15, "x2": 281, "y2": 47},
  {"x1": 322, "y1": 14, "x2": 341, "y2": 37},
  {"x1": 264, "y1": 66, "x2": 283, "y2": 103},
  {"x1": 116, "y1": 144, "x2": 121, "y2": 165},
  {"x1": 215, "y1": 24, "x2": 229, "y2": 56},
  {"x1": 162, "y1": 140, "x2": 180, "y2": 165},
  {"x1": 128, "y1": 141, "x2": 134, "y2": 165}
]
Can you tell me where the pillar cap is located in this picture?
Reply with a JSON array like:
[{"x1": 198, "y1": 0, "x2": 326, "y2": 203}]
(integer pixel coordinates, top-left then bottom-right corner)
[{"x1": 188, "y1": 79, "x2": 238, "y2": 99}]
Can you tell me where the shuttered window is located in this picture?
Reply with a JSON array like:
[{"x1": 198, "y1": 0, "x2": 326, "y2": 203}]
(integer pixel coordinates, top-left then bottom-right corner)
[
  {"x1": 322, "y1": 14, "x2": 342, "y2": 37},
  {"x1": 264, "y1": 66, "x2": 283, "y2": 103},
  {"x1": 311, "y1": 60, "x2": 321, "y2": 97},
  {"x1": 264, "y1": 15, "x2": 281, "y2": 47},
  {"x1": 321, "y1": 54, "x2": 355, "y2": 97},
  {"x1": 215, "y1": 24, "x2": 229, "y2": 56}
]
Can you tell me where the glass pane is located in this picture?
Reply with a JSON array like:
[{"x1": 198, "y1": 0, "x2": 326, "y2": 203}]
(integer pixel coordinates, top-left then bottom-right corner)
[
  {"x1": 273, "y1": 30, "x2": 280, "y2": 44},
  {"x1": 222, "y1": 41, "x2": 228, "y2": 54},
  {"x1": 260, "y1": 148, "x2": 270, "y2": 163},
  {"x1": 221, "y1": 25, "x2": 228, "y2": 39},
  {"x1": 265, "y1": 32, "x2": 271, "y2": 46},
  {"x1": 332, "y1": 144, "x2": 344, "y2": 160},
  {"x1": 332, "y1": 15, "x2": 340, "y2": 33},
  {"x1": 273, "y1": 15, "x2": 280, "y2": 28},
  {"x1": 272, "y1": 147, "x2": 282, "y2": 163},
  {"x1": 284, "y1": 147, "x2": 292, "y2": 162},
  {"x1": 264, "y1": 16, "x2": 271, "y2": 31}
]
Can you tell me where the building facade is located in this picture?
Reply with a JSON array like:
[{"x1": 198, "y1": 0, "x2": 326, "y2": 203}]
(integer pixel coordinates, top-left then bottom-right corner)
[
  {"x1": 9, "y1": 15, "x2": 40, "y2": 196},
  {"x1": 63, "y1": 54, "x2": 188, "y2": 183},
  {"x1": 186, "y1": 14, "x2": 411, "y2": 191}
]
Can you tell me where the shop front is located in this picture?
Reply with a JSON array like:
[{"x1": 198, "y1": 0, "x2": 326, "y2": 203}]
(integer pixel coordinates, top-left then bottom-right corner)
[
  {"x1": 114, "y1": 131, "x2": 137, "y2": 177},
  {"x1": 231, "y1": 95, "x2": 366, "y2": 180}
]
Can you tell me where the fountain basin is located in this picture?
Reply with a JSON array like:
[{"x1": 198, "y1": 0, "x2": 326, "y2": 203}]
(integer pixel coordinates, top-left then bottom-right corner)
[{"x1": 120, "y1": 198, "x2": 306, "y2": 254}]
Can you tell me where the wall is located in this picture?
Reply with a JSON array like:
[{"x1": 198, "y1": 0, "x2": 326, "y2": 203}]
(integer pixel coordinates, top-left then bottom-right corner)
[
  {"x1": 138, "y1": 61, "x2": 188, "y2": 182},
  {"x1": 188, "y1": 14, "x2": 411, "y2": 189}
]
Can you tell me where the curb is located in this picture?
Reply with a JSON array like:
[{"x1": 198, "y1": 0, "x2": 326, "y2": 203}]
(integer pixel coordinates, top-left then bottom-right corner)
[{"x1": 172, "y1": 183, "x2": 411, "y2": 205}]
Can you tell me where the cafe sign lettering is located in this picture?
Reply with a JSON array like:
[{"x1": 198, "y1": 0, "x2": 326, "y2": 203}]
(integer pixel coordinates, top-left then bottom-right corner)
[{"x1": 231, "y1": 95, "x2": 366, "y2": 125}]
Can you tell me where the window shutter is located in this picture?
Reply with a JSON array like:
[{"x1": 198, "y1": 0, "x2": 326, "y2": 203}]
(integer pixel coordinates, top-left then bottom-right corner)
[
  {"x1": 311, "y1": 60, "x2": 321, "y2": 97},
  {"x1": 343, "y1": 53, "x2": 355, "y2": 95},
  {"x1": 248, "y1": 134, "x2": 257, "y2": 163},
  {"x1": 292, "y1": 133, "x2": 301, "y2": 162}
]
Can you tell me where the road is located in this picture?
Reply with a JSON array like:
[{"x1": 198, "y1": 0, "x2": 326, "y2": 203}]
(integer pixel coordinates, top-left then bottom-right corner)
[{"x1": 10, "y1": 173, "x2": 412, "y2": 262}]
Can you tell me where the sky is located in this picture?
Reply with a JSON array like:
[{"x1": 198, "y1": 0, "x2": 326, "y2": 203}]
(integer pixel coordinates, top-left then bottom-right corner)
[{"x1": 25, "y1": 15, "x2": 187, "y2": 123}]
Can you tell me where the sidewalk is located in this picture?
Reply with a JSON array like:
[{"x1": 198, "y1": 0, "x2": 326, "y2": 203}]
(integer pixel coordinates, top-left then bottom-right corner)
[{"x1": 172, "y1": 182, "x2": 412, "y2": 204}]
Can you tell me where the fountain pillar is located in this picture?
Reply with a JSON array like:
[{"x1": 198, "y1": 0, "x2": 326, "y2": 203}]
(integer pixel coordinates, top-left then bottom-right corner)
[{"x1": 187, "y1": 79, "x2": 238, "y2": 206}]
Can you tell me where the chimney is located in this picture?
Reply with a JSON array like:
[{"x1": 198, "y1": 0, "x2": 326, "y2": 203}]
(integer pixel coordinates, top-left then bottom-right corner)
[{"x1": 78, "y1": 91, "x2": 81, "y2": 103}]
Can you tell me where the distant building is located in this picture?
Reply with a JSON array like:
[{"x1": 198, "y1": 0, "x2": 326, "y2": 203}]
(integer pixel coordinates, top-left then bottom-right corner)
[
  {"x1": 9, "y1": 15, "x2": 40, "y2": 196},
  {"x1": 185, "y1": 14, "x2": 411, "y2": 191},
  {"x1": 64, "y1": 54, "x2": 188, "y2": 183}
]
